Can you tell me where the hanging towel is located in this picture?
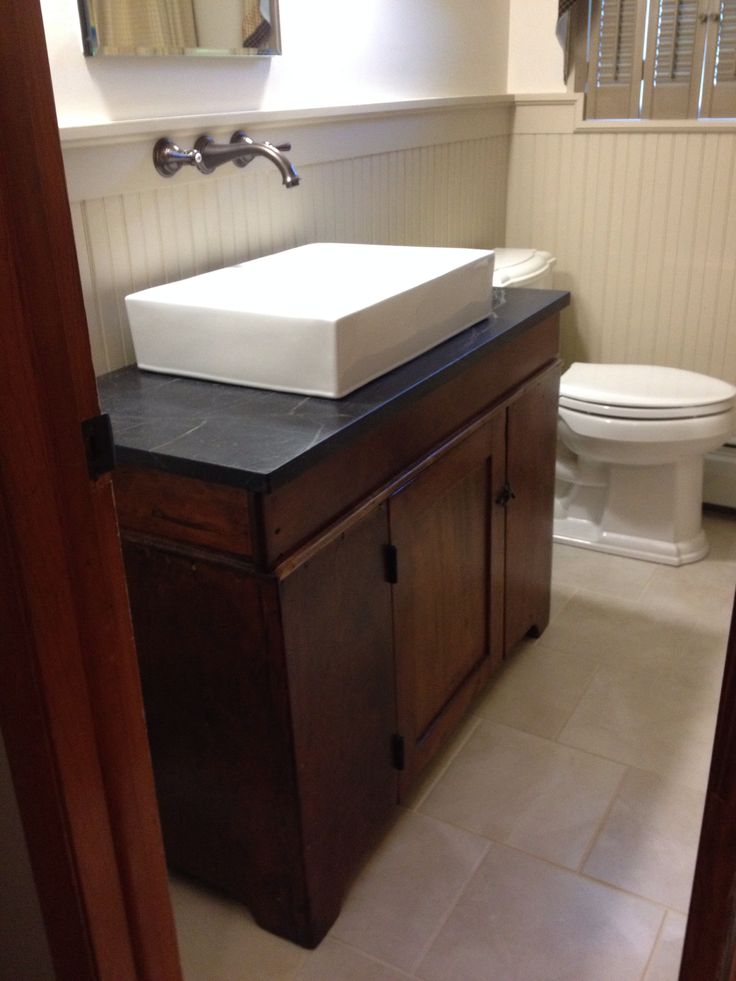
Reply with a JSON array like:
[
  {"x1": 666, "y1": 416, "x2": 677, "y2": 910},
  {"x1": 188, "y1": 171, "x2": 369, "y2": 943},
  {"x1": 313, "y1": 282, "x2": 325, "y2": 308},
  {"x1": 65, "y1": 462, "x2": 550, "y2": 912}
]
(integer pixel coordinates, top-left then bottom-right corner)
[
  {"x1": 557, "y1": 0, "x2": 579, "y2": 82},
  {"x1": 243, "y1": 0, "x2": 271, "y2": 48}
]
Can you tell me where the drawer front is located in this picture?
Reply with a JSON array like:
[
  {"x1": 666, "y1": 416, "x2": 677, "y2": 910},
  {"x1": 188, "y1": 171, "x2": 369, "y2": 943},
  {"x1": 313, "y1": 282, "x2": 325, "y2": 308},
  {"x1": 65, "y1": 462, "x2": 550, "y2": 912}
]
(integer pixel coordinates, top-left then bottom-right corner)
[{"x1": 114, "y1": 466, "x2": 253, "y2": 558}]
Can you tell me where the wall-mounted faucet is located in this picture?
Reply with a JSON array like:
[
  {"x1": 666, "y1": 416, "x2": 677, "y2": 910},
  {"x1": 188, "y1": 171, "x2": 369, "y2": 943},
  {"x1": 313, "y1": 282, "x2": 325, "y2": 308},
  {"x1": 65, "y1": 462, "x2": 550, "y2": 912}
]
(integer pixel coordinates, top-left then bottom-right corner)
[{"x1": 154, "y1": 131, "x2": 300, "y2": 188}]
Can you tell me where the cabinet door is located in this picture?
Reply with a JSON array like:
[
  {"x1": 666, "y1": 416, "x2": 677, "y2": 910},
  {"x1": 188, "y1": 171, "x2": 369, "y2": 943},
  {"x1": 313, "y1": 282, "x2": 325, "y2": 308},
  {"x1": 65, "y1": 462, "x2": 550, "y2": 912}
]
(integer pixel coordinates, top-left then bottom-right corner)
[
  {"x1": 389, "y1": 414, "x2": 506, "y2": 793},
  {"x1": 278, "y1": 502, "x2": 397, "y2": 943},
  {"x1": 504, "y1": 361, "x2": 561, "y2": 653}
]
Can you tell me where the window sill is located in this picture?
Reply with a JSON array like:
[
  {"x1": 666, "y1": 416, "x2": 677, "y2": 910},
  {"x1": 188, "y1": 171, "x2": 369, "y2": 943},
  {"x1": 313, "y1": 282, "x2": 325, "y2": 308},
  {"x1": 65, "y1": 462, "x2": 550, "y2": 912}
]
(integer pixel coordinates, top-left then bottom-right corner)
[
  {"x1": 571, "y1": 94, "x2": 736, "y2": 133},
  {"x1": 512, "y1": 95, "x2": 736, "y2": 136}
]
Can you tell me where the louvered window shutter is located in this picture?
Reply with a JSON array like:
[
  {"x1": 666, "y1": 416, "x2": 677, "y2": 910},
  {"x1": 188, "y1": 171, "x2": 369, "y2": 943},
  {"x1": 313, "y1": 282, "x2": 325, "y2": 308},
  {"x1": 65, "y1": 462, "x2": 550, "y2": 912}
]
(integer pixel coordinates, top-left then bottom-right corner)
[
  {"x1": 586, "y1": 0, "x2": 648, "y2": 118},
  {"x1": 642, "y1": 0, "x2": 705, "y2": 117},
  {"x1": 701, "y1": 0, "x2": 736, "y2": 116}
]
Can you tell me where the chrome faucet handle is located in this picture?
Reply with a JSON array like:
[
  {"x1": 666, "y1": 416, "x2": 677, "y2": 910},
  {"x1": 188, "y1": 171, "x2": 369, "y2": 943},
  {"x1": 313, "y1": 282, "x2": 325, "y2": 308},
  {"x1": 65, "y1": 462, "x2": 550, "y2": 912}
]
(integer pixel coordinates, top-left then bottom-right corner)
[
  {"x1": 153, "y1": 138, "x2": 203, "y2": 177},
  {"x1": 193, "y1": 134, "x2": 219, "y2": 174},
  {"x1": 229, "y1": 130, "x2": 255, "y2": 168}
]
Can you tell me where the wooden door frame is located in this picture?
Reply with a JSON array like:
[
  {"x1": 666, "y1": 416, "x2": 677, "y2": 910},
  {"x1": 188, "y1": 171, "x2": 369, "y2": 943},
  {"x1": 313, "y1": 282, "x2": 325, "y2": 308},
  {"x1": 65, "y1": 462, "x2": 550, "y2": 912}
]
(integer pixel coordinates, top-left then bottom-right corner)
[
  {"x1": 680, "y1": 589, "x2": 736, "y2": 980},
  {"x1": 0, "y1": 1, "x2": 181, "y2": 978}
]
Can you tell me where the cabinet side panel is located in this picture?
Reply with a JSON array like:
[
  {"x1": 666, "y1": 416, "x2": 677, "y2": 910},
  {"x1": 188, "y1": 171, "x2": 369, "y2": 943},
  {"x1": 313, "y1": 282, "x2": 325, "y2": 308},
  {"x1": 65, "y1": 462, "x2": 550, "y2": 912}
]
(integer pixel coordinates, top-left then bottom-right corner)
[
  {"x1": 121, "y1": 541, "x2": 306, "y2": 942},
  {"x1": 504, "y1": 362, "x2": 561, "y2": 653},
  {"x1": 278, "y1": 503, "x2": 397, "y2": 945}
]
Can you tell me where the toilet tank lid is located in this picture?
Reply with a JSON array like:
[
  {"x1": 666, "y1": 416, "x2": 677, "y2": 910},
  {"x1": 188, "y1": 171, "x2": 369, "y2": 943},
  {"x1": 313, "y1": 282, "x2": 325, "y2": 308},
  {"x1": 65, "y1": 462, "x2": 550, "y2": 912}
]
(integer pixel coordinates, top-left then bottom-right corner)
[
  {"x1": 561, "y1": 363, "x2": 736, "y2": 409},
  {"x1": 492, "y1": 248, "x2": 556, "y2": 286}
]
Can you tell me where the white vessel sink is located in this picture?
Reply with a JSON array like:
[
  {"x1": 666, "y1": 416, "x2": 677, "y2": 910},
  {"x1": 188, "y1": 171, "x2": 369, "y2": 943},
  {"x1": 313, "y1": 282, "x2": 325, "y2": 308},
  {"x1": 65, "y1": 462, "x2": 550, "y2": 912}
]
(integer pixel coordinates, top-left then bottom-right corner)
[{"x1": 125, "y1": 242, "x2": 495, "y2": 399}]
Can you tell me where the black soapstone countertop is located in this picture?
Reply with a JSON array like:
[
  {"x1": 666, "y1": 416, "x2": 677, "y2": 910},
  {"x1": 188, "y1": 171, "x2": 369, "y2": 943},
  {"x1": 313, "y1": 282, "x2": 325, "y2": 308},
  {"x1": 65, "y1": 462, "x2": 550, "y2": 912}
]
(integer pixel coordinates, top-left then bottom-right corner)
[{"x1": 97, "y1": 287, "x2": 569, "y2": 492}]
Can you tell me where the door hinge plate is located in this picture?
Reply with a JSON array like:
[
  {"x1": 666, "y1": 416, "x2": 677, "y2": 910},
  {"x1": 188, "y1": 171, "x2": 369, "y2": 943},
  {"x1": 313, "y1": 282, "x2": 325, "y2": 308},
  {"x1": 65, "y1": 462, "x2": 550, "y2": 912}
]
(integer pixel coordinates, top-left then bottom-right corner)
[
  {"x1": 391, "y1": 733, "x2": 405, "y2": 771},
  {"x1": 81, "y1": 413, "x2": 116, "y2": 479},
  {"x1": 384, "y1": 543, "x2": 398, "y2": 584}
]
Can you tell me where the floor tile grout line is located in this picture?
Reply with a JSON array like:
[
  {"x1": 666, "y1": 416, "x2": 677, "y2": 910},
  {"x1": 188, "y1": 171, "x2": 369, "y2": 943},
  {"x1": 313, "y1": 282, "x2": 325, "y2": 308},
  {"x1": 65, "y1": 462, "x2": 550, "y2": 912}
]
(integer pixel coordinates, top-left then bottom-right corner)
[
  {"x1": 637, "y1": 906, "x2": 670, "y2": 981},
  {"x1": 577, "y1": 863, "x2": 693, "y2": 917},
  {"x1": 480, "y1": 836, "x2": 682, "y2": 915},
  {"x1": 406, "y1": 716, "x2": 483, "y2": 812},
  {"x1": 320, "y1": 936, "x2": 416, "y2": 979},
  {"x1": 442, "y1": 710, "x2": 647, "y2": 782},
  {"x1": 551, "y1": 661, "x2": 605, "y2": 744},
  {"x1": 405, "y1": 803, "x2": 679, "y2": 918},
  {"x1": 414, "y1": 726, "x2": 706, "y2": 901},
  {"x1": 574, "y1": 763, "x2": 631, "y2": 875},
  {"x1": 406, "y1": 836, "x2": 492, "y2": 977},
  {"x1": 546, "y1": 584, "x2": 580, "y2": 626}
]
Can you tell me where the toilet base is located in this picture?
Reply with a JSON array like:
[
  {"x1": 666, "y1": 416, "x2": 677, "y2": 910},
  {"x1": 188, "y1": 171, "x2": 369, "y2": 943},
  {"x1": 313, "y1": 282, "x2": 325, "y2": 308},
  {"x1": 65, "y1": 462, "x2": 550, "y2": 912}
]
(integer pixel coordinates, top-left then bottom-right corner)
[
  {"x1": 553, "y1": 456, "x2": 711, "y2": 566},
  {"x1": 553, "y1": 517, "x2": 708, "y2": 566}
]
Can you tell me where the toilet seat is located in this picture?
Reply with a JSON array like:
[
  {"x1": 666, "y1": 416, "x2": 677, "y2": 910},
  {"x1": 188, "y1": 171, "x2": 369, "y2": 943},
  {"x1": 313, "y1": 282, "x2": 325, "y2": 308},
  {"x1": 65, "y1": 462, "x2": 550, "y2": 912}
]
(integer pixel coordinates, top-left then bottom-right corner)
[
  {"x1": 560, "y1": 363, "x2": 736, "y2": 420},
  {"x1": 558, "y1": 394, "x2": 734, "y2": 420}
]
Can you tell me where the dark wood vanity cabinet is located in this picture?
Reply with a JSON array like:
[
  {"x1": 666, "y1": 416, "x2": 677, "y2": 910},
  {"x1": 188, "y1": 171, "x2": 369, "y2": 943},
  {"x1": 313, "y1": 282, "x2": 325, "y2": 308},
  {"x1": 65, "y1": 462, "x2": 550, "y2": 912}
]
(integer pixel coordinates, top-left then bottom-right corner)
[{"x1": 110, "y1": 308, "x2": 563, "y2": 948}]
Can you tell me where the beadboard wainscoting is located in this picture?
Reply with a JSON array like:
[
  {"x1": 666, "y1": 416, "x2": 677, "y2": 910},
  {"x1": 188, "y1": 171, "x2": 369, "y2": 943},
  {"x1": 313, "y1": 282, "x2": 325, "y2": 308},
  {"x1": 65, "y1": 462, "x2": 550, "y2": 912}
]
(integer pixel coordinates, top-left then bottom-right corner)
[
  {"x1": 507, "y1": 98, "x2": 736, "y2": 384},
  {"x1": 62, "y1": 100, "x2": 511, "y2": 376}
]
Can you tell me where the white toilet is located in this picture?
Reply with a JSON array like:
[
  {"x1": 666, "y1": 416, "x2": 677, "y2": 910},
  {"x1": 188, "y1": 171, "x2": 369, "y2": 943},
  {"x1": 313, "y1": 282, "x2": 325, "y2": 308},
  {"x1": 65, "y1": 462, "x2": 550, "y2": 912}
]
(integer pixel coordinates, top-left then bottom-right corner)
[
  {"x1": 492, "y1": 248, "x2": 556, "y2": 290},
  {"x1": 555, "y1": 363, "x2": 736, "y2": 565},
  {"x1": 492, "y1": 246, "x2": 736, "y2": 566}
]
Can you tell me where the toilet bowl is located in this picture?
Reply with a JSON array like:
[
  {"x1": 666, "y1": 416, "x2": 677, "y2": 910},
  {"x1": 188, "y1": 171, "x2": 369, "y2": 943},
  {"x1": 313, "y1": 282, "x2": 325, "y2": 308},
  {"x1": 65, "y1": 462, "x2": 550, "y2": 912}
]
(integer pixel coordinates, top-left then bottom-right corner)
[{"x1": 554, "y1": 363, "x2": 736, "y2": 565}]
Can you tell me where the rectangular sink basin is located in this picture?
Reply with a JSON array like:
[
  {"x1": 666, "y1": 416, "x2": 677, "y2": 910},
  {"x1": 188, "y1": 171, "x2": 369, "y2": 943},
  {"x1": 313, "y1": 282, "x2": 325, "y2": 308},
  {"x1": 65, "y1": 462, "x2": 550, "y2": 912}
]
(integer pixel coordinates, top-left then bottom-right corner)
[{"x1": 125, "y1": 243, "x2": 495, "y2": 398}]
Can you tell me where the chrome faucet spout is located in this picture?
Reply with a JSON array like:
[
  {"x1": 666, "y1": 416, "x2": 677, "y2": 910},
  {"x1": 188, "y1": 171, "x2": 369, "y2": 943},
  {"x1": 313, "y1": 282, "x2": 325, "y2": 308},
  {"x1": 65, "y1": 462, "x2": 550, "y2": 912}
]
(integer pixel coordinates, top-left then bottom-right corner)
[{"x1": 194, "y1": 131, "x2": 300, "y2": 187}]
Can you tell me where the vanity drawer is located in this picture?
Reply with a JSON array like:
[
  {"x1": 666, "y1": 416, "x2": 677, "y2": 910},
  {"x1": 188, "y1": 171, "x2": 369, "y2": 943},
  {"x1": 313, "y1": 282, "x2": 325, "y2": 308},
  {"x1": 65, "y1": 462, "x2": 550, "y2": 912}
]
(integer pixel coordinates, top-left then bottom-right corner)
[{"x1": 113, "y1": 466, "x2": 253, "y2": 558}]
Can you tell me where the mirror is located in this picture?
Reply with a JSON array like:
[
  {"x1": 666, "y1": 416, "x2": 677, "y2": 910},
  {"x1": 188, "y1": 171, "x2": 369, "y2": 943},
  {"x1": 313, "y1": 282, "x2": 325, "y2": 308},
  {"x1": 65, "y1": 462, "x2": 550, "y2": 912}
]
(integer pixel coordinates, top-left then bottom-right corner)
[{"x1": 78, "y1": 0, "x2": 281, "y2": 57}]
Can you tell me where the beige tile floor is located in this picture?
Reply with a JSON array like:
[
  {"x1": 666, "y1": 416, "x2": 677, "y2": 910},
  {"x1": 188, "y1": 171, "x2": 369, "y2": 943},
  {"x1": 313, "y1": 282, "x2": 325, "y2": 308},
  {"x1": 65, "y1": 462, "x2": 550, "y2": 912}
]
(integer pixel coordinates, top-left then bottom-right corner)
[{"x1": 170, "y1": 511, "x2": 736, "y2": 981}]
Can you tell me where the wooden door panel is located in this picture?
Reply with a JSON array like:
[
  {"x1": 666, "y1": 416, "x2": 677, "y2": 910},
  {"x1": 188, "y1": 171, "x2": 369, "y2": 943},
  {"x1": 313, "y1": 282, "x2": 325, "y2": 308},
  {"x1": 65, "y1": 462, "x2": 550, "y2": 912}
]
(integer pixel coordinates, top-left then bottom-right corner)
[
  {"x1": 393, "y1": 463, "x2": 488, "y2": 736},
  {"x1": 504, "y1": 362, "x2": 561, "y2": 653},
  {"x1": 0, "y1": 1, "x2": 181, "y2": 976},
  {"x1": 390, "y1": 415, "x2": 506, "y2": 790},
  {"x1": 681, "y1": 591, "x2": 736, "y2": 978}
]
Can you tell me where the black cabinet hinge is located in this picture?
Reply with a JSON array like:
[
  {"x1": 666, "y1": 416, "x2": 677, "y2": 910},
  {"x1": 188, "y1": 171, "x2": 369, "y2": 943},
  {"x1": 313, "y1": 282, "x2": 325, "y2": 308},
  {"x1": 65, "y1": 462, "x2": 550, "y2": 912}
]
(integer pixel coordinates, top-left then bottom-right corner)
[
  {"x1": 384, "y1": 544, "x2": 398, "y2": 584},
  {"x1": 391, "y1": 733, "x2": 405, "y2": 771},
  {"x1": 495, "y1": 482, "x2": 516, "y2": 508},
  {"x1": 81, "y1": 413, "x2": 116, "y2": 479}
]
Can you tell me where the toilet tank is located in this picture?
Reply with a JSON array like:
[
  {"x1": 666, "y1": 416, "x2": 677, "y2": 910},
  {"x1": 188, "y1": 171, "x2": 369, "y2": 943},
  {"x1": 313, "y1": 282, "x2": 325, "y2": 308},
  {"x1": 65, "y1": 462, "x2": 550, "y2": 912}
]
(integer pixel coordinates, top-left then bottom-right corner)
[{"x1": 492, "y1": 248, "x2": 556, "y2": 289}]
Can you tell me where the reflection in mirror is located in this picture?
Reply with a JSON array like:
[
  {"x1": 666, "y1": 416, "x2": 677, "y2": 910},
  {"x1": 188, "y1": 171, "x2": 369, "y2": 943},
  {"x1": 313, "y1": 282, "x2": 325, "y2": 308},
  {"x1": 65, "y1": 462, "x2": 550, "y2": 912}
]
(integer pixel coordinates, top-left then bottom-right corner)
[{"x1": 79, "y1": 0, "x2": 281, "y2": 57}]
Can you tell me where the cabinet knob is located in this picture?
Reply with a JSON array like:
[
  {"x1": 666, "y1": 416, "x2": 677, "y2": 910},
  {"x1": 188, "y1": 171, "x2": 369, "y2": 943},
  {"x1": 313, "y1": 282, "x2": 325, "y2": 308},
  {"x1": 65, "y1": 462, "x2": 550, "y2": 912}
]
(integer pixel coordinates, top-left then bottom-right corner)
[{"x1": 495, "y1": 483, "x2": 516, "y2": 508}]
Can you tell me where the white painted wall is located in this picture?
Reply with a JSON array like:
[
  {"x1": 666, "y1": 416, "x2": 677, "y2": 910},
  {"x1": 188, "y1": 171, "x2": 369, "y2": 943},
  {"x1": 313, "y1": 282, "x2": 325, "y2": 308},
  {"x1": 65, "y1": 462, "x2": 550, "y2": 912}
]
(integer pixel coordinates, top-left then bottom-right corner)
[
  {"x1": 507, "y1": 0, "x2": 567, "y2": 94},
  {"x1": 507, "y1": 101, "x2": 736, "y2": 385},
  {"x1": 41, "y1": 0, "x2": 510, "y2": 127}
]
